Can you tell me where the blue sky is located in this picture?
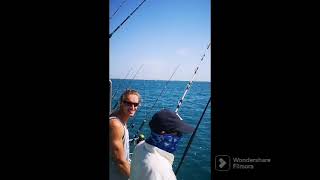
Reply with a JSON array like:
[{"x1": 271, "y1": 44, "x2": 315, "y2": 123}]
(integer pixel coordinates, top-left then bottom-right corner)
[{"x1": 110, "y1": 0, "x2": 211, "y2": 82}]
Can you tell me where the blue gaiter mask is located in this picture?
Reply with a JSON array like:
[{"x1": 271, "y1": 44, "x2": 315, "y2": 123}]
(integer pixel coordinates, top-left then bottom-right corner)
[{"x1": 146, "y1": 131, "x2": 182, "y2": 153}]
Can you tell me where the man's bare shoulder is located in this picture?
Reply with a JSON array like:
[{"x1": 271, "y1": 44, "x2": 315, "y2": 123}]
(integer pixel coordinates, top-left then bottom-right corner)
[
  {"x1": 109, "y1": 117, "x2": 124, "y2": 140},
  {"x1": 109, "y1": 117, "x2": 123, "y2": 129}
]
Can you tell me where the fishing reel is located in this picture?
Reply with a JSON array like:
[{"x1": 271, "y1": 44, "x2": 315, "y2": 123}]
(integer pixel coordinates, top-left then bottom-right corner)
[
  {"x1": 131, "y1": 133, "x2": 145, "y2": 146},
  {"x1": 136, "y1": 134, "x2": 145, "y2": 144}
]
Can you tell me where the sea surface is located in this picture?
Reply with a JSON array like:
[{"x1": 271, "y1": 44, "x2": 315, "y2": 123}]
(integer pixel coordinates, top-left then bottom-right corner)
[{"x1": 110, "y1": 79, "x2": 211, "y2": 180}]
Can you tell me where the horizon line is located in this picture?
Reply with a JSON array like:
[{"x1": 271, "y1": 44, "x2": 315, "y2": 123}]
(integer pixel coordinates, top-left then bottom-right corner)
[{"x1": 109, "y1": 78, "x2": 211, "y2": 83}]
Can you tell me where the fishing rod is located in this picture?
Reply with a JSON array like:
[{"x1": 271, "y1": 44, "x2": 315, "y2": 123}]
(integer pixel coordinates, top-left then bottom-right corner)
[
  {"x1": 111, "y1": 67, "x2": 133, "y2": 101},
  {"x1": 127, "y1": 64, "x2": 144, "y2": 89},
  {"x1": 112, "y1": 64, "x2": 144, "y2": 111},
  {"x1": 175, "y1": 42, "x2": 211, "y2": 119},
  {"x1": 129, "y1": 64, "x2": 180, "y2": 137},
  {"x1": 109, "y1": 0, "x2": 128, "y2": 20},
  {"x1": 175, "y1": 96, "x2": 211, "y2": 175},
  {"x1": 109, "y1": 0, "x2": 148, "y2": 39},
  {"x1": 130, "y1": 42, "x2": 211, "y2": 143},
  {"x1": 121, "y1": 67, "x2": 135, "y2": 88},
  {"x1": 147, "y1": 64, "x2": 181, "y2": 113}
]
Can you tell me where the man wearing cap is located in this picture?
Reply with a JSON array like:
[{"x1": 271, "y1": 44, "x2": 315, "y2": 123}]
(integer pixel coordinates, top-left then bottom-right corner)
[{"x1": 130, "y1": 109, "x2": 194, "y2": 180}]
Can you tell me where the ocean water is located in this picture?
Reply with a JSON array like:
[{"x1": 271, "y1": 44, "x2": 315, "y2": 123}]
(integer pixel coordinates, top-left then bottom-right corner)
[{"x1": 110, "y1": 79, "x2": 211, "y2": 180}]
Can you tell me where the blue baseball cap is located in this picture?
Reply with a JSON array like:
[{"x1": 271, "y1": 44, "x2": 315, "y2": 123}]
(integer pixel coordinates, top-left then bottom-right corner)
[{"x1": 149, "y1": 109, "x2": 194, "y2": 134}]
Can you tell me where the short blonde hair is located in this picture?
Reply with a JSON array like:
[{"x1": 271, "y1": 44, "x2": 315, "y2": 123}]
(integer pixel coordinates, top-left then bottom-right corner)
[{"x1": 119, "y1": 89, "x2": 141, "y2": 104}]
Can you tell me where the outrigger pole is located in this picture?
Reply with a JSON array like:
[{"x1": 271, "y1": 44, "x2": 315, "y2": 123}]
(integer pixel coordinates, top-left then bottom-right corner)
[
  {"x1": 127, "y1": 64, "x2": 144, "y2": 89},
  {"x1": 111, "y1": 67, "x2": 133, "y2": 101},
  {"x1": 109, "y1": 0, "x2": 148, "y2": 38},
  {"x1": 112, "y1": 64, "x2": 144, "y2": 111},
  {"x1": 109, "y1": 0, "x2": 128, "y2": 20}
]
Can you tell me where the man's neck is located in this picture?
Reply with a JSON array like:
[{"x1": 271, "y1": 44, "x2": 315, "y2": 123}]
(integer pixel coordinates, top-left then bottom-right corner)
[{"x1": 114, "y1": 111, "x2": 129, "y2": 124}]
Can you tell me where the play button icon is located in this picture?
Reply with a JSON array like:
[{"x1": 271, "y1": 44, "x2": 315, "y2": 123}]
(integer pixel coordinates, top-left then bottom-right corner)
[
  {"x1": 219, "y1": 158, "x2": 227, "y2": 168},
  {"x1": 215, "y1": 155, "x2": 231, "y2": 171}
]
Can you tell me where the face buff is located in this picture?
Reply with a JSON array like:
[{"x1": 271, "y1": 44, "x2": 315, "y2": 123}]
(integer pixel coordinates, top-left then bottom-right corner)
[{"x1": 146, "y1": 131, "x2": 182, "y2": 153}]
